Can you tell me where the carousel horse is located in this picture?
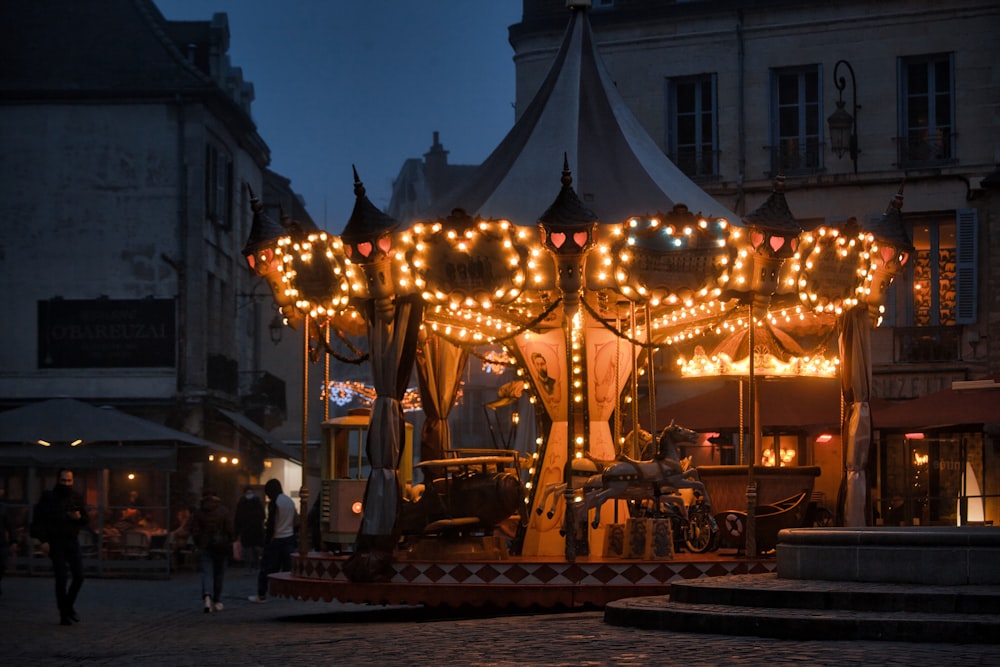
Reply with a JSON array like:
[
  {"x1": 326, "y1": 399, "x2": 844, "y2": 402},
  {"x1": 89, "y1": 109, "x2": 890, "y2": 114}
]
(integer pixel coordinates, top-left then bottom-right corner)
[
  {"x1": 578, "y1": 420, "x2": 711, "y2": 529},
  {"x1": 535, "y1": 428, "x2": 653, "y2": 520}
]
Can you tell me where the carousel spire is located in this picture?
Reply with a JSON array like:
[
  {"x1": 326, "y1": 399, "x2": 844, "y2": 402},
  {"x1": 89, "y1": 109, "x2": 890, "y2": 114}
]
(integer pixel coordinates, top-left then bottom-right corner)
[
  {"x1": 867, "y1": 180, "x2": 913, "y2": 250},
  {"x1": 741, "y1": 173, "x2": 802, "y2": 238},
  {"x1": 538, "y1": 153, "x2": 599, "y2": 229},
  {"x1": 342, "y1": 165, "x2": 399, "y2": 244},
  {"x1": 241, "y1": 184, "x2": 286, "y2": 261}
]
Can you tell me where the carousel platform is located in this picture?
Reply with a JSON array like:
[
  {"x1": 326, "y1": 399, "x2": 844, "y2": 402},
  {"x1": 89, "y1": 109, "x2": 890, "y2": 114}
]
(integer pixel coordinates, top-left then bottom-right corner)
[{"x1": 268, "y1": 549, "x2": 776, "y2": 609}]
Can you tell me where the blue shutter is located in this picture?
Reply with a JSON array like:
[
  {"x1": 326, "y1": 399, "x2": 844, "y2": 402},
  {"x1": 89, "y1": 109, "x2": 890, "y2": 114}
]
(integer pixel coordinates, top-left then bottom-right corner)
[{"x1": 955, "y1": 208, "x2": 978, "y2": 324}]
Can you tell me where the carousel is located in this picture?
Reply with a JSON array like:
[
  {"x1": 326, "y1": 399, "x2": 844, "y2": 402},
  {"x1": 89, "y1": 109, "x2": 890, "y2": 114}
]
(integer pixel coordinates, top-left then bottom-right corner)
[{"x1": 241, "y1": 5, "x2": 912, "y2": 608}]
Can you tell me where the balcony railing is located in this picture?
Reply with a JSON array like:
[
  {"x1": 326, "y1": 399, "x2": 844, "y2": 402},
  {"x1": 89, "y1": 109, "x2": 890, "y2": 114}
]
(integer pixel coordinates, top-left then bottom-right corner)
[
  {"x1": 895, "y1": 132, "x2": 955, "y2": 168},
  {"x1": 893, "y1": 326, "x2": 961, "y2": 363},
  {"x1": 239, "y1": 370, "x2": 287, "y2": 425},
  {"x1": 766, "y1": 139, "x2": 822, "y2": 177},
  {"x1": 207, "y1": 354, "x2": 238, "y2": 394}
]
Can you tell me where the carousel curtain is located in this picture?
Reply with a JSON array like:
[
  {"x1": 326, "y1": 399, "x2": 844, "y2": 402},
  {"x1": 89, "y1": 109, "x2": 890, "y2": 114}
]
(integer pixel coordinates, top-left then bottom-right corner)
[
  {"x1": 415, "y1": 331, "x2": 468, "y2": 466},
  {"x1": 838, "y1": 307, "x2": 872, "y2": 527},
  {"x1": 354, "y1": 295, "x2": 424, "y2": 549}
]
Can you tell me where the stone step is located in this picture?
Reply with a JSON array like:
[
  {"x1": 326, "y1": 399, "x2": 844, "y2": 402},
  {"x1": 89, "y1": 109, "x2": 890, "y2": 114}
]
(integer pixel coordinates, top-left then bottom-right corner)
[
  {"x1": 605, "y1": 573, "x2": 1000, "y2": 643},
  {"x1": 605, "y1": 594, "x2": 1000, "y2": 643},
  {"x1": 669, "y1": 573, "x2": 1000, "y2": 614}
]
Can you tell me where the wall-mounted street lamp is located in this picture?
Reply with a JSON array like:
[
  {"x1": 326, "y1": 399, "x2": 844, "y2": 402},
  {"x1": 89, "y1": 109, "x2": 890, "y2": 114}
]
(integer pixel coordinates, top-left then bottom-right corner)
[
  {"x1": 827, "y1": 59, "x2": 859, "y2": 174},
  {"x1": 268, "y1": 313, "x2": 284, "y2": 345}
]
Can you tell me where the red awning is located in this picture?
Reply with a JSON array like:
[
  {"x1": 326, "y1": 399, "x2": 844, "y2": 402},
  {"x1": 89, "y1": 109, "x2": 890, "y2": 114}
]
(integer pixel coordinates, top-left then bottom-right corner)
[
  {"x1": 872, "y1": 386, "x2": 1000, "y2": 430},
  {"x1": 656, "y1": 378, "x2": 842, "y2": 431}
]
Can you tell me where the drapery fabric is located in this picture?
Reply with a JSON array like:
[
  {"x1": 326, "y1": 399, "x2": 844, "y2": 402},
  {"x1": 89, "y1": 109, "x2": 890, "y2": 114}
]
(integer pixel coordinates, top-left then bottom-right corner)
[
  {"x1": 415, "y1": 331, "x2": 468, "y2": 469},
  {"x1": 838, "y1": 307, "x2": 872, "y2": 527},
  {"x1": 344, "y1": 295, "x2": 423, "y2": 581}
]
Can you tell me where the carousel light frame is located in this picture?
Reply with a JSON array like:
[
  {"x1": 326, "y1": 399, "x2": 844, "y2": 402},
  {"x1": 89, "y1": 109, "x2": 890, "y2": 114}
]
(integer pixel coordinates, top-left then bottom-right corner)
[{"x1": 245, "y1": 167, "x2": 910, "y2": 564}]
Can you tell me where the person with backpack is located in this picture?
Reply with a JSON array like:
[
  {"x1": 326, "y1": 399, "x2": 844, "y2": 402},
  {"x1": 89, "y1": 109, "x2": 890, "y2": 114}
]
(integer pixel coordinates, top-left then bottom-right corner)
[
  {"x1": 32, "y1": 468, "x2": 89, "y2": 625},
  {"x1": 189, "y1": 489, "x2": 233, "y2": 613}
]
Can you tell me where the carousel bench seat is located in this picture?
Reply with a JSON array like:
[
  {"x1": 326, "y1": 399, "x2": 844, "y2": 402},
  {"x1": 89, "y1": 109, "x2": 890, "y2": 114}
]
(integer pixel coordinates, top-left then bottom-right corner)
[{"x1": 416, "y1": 454, "x2": 519, "y2": 473}]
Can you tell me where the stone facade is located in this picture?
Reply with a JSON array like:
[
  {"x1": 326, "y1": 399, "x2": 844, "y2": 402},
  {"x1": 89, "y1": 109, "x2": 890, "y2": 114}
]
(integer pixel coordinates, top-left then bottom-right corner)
[{"x1": 0, "y1": 1, "x2": 309, "y2": 506}]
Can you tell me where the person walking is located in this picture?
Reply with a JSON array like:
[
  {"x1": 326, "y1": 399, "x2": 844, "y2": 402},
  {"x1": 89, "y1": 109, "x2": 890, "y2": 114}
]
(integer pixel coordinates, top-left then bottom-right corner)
[
  {"x1": 32, "y1": 468, "x2": 89, "y2": 625},
  {"x1": 248, "y1": 479, "x2": 297, "y2": 603},
  {"x1": 189, "y1": 489, "x2": 233, "y2": 613},
  {"x1": 233, "y1": 486, "x2": 265, "y2": 574}
]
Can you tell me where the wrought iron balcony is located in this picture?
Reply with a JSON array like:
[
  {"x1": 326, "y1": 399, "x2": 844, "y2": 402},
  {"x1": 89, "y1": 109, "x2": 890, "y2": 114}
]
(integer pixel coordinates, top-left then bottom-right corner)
[{"x1": 893, "y1": 326, "x2": 961, "y2": 363}]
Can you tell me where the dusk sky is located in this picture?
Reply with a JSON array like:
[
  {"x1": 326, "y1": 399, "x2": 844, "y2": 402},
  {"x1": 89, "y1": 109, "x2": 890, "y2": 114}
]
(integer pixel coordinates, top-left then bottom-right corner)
[{"x1": 155, "y1": 1, "x2": 522, "y2": 233}]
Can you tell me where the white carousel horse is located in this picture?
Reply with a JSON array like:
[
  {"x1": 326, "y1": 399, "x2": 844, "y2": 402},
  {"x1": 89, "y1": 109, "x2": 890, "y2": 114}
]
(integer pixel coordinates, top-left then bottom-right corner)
[
  {"x1": 578, "y1": 420, "x2": 711, "y2": 529},
  {"x1": 535, "y1": 428, "x2": 653, "y2": 520}
]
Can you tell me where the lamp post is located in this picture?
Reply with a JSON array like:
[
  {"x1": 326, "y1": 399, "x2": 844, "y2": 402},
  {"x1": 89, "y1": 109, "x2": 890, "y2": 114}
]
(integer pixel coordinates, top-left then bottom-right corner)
[{"x1": 828, "y1": 59, "x2": 859, "y2": 174}]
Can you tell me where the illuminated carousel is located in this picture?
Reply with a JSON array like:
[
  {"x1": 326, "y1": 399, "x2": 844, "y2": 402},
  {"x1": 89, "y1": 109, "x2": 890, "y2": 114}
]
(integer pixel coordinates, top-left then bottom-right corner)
[{"x1": 241, "y1": 5, "x2": 912, "y2": 607}]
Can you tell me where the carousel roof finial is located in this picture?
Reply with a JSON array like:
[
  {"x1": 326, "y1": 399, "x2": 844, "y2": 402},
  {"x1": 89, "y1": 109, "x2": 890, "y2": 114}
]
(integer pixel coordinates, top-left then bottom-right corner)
[
  {"x1": 342, "y1": 165, "x2": 399, "y2": 244},
  {"x1": 241, "y1": 184, "x2": 286, "y2": 257},
  {"x1": 353, "y1": 164, "x2": 365, "y2": 198},
  {"x1": 867, "y1": 180, "x2": 913, "y2": 250},
  {"x1": 538, "y1": 155, "x2": 599, "y2": 228},
  {"x1": 741, "y1": 171, "x2": 801, "y2": 236}
]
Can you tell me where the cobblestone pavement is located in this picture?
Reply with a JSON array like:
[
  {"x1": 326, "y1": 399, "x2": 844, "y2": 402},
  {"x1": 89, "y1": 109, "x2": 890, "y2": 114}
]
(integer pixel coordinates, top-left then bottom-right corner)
[{"x1": 2, "y1": 571, "x2": 999, "y2": 666}]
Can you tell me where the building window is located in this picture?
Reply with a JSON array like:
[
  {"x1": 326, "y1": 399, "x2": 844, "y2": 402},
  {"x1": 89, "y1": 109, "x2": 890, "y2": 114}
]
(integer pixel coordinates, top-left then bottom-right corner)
[
  {"x1": 666, "y1": 74, "x2": 718, "y2": 179},
  {"x1": 897, "y1": 54, "x2": 954, "y2": 167},
  {"x1": 888, "y1": 209, "x2": 977, "y2": 363},
  {"x1": 769, "y1": 66, "x2": 822, "y2": 175},
  {"x1": 205, "y1": 143, "x2": 233, "y2": 229}
]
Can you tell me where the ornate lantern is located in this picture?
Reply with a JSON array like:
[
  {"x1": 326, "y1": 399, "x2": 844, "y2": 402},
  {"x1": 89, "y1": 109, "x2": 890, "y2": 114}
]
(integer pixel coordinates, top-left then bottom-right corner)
[
  {"x1": 340, "y1": 167, "x2": 400, "y2": 323},
  {"x1": 241, "y1": 185, "x2": 293, "y2": 309},
  {"x1": 537, "y1": 157, "x2": 599, "y2": 316},
  {"x1": 724, "y1": 175, "x2": 802, "y2": 316},
  {"x1": 862, "y1": 183, "x2": 913, "y2": 322}
]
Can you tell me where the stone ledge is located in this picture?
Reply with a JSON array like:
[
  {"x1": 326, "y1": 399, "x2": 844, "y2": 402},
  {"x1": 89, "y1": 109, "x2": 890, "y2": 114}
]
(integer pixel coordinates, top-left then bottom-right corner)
[{"x1": 776, "y1": 527, "x2": 1000, "y2": 585}]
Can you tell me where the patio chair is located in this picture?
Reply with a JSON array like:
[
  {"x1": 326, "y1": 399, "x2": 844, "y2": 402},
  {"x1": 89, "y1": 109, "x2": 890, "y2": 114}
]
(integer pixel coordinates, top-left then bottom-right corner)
[{"x1": 121, "y1": 530, "x2": 150, "y2": 558}]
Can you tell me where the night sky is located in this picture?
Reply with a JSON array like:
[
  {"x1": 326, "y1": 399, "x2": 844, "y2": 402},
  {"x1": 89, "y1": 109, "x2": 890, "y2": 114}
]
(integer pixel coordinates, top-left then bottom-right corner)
[{"x1": 155, "y1": 0, "x2": 521, "y2": 232}]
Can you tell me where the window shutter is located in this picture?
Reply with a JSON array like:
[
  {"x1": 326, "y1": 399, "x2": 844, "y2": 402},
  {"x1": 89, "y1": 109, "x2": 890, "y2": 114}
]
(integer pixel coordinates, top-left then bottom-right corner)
[{"x1": 955, "y1": 208, "x2": 978, "y2": 324}]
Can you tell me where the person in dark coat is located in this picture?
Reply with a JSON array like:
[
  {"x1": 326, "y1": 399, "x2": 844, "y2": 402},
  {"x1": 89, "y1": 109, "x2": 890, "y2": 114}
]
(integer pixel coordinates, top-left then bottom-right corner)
[
  {"x1": 33, "y1": 468, "x2": 89, "y2": 625},
  {"x1": 189, "y1": 489, "x2": 233, "y2": 613},
  {"x1": 233, "y1": 486, "x2": 265, "y2": 573}
]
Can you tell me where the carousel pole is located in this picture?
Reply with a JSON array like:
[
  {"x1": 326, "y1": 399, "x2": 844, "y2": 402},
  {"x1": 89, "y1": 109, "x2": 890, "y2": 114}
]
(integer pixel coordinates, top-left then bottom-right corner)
[
  {"x1": 644, "y1": 304, "x2": 656, "y2": 436},
  {"x1": 630, "y1": 304, "x2": 639, "y2": 447},
  {"x1": 299, "y1": 313, "x2": 311, "y2": 558},
  {"x1": 562, "y1": 318, "x2": 577, "y2": 561},
  {"x1": 324, "y1": 324, "x2": 330, "y2": 422},
  {"x1": 745, "y1": 307, "x2": 758, "y2": 557}
]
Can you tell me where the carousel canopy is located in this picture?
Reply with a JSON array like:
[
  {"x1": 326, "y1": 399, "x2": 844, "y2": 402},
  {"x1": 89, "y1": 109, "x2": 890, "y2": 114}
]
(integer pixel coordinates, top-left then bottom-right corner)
[{"x1": 414, "y1": 6, "x2": 737, "y2": 227}]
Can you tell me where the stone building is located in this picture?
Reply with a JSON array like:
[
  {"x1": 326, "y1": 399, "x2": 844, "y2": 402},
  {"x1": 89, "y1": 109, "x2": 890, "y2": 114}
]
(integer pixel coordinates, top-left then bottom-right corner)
[{"x1": 0, "y1": 0, "x2": 311, "y2": 545}]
